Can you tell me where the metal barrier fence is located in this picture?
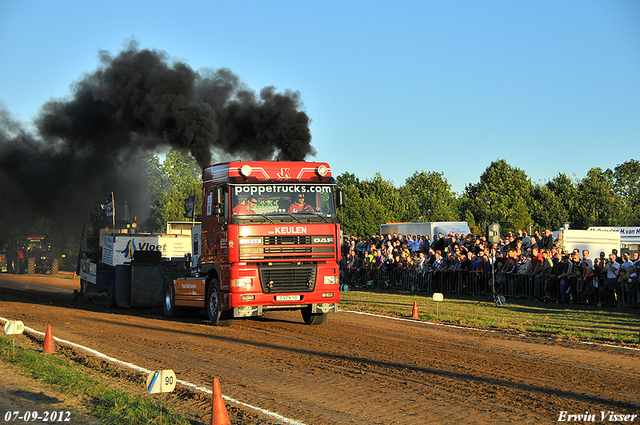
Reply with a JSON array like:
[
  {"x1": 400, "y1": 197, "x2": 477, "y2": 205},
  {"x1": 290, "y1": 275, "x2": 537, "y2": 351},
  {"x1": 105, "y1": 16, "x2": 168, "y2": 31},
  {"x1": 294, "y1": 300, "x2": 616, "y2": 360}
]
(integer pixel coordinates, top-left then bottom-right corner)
[{"x1": 340, "y1": 266, "x2": 640, "y2": 308}]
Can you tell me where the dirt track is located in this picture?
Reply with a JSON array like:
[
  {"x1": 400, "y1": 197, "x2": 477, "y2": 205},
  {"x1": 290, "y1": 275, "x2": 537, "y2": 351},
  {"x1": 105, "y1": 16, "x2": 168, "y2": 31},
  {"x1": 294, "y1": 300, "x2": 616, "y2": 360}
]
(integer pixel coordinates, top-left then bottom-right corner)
[{"x1": 1, "y1": 273, "x2": 639, "y2": 424}]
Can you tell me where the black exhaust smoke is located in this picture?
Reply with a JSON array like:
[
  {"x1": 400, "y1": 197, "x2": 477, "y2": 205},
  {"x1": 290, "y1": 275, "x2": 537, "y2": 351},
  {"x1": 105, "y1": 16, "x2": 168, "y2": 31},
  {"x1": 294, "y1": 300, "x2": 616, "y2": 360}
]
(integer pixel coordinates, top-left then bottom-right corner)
[{"x1": 0, "y1": 41, "x2": 315, "y2": 244}]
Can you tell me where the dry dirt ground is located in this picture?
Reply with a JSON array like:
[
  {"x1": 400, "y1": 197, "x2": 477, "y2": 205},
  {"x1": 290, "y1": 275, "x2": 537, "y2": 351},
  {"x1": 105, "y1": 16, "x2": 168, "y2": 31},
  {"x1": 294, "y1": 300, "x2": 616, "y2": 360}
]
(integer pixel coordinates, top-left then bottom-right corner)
[{"x1": 1, "y1": 272, "x2": 639, "y2": 425}]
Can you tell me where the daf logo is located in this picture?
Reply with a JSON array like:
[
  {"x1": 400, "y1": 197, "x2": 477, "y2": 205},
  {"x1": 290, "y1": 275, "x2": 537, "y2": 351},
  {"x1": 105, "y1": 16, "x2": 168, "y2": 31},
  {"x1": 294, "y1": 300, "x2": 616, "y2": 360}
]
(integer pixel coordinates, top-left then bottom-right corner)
[{"x1": 313, "y1": 237, "x2": 334, "y2": 244}]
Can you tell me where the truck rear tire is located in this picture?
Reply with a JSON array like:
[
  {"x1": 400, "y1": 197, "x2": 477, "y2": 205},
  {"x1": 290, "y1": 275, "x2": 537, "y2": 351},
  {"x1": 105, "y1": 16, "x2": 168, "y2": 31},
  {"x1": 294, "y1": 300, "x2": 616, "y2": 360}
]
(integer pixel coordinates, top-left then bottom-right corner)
[
  {"x1": 301, "y1": 306, "x2": 328, "y2": 325},
  {"x1": 106, "y1": 286, "x2": 117, "y2": 308},
  {"x1": 27, "y1": 258, "x2": 35, "y2": 275},
  {"x1": 206, "y1": 279, "x2": 222, "y2": 326},
  {"x1": 80, "y1": 279, "x2": 90, "y2": 301},
  {"x1": 162, "y1": 280, "x2": 184, "y2": 318},
  {"x1": 7, "y1": 258, "x2": 15, "y2": 274}
]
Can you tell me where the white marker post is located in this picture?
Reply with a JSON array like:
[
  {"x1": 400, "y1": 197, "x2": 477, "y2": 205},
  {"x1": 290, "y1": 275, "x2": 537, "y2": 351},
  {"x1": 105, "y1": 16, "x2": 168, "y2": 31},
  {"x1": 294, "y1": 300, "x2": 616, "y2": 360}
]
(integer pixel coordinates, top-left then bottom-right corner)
[
  {"x1": 146, "y1": 369, "x2": 176, "y2": 424},
  {"x1": 432, "y1": 293, "x2": 444, "y2": 318},
  {"x1": 146, "y1": 369, "x2": 176, "y2": 394},
  {"x1": 4, "y1": 320, "x2": 25, "y2": 335},
  {"x1": 4, "y1": 320, "x2": 24, "y2": 357}
]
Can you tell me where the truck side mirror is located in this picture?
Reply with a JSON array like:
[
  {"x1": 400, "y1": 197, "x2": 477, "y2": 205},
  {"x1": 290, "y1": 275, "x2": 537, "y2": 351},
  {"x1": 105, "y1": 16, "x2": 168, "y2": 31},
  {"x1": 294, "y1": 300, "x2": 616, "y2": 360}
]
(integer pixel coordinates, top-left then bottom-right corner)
[
  {"x1": 336, "y1": 188, "x2": 346, "y2": 208},
  {"x1": 212, "y1": 187, "x2": 223, "y2": 216}
]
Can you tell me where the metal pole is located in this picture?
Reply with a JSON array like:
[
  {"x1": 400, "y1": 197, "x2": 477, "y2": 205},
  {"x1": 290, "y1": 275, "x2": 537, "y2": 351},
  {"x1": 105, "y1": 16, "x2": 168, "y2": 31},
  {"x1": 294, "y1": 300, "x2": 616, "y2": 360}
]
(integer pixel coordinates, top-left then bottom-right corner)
[
  {"x1": 491, "y1": 249, "x2": 496, "y2": 303},
  {"x1": 111, "y1": 192, "x2": 116, "y2": 230}
]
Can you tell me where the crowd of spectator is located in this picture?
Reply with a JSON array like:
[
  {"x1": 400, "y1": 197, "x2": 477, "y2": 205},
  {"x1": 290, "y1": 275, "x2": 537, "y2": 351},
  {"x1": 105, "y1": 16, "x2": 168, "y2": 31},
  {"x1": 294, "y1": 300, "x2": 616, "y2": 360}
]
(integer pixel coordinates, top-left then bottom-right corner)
[{"x1": 340, "y1": 229, "x2": 640, "y2": 308}]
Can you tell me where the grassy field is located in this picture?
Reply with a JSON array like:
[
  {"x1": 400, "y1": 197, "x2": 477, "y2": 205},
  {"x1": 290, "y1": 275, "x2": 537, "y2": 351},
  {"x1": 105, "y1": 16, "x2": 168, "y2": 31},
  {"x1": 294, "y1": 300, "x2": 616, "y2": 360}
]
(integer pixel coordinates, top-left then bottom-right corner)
[{"x1": 339, "y1": 289, "x2": 640, "y2": 345}]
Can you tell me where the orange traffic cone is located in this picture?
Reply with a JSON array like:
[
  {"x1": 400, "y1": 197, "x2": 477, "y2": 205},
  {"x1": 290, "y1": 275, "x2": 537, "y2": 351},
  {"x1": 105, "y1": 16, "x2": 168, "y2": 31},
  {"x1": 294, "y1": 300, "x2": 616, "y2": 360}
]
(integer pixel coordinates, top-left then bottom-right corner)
[
  {"x1": 211, "y1": 377, "x2": 231, "y2": 425},
  {"x1": 72, "y1": 271, "x2": 76, "y2": 280},
  {"x1": 43, "y1": 325, "x2": 55, "y2": 354},
  {"x1": 412, "y1": 301, "x2": 419, "y2": 319}
]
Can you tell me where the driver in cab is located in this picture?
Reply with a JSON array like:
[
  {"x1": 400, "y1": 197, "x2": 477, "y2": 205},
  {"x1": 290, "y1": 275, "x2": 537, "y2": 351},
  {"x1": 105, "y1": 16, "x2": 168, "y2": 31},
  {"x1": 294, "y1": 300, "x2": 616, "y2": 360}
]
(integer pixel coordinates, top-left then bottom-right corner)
[
  {"x1": 233, "y1": 196, "x2": 257, "y2": 215},
  {"x1": 289, "y1": 193, "x2": 319, "y2": 213}
]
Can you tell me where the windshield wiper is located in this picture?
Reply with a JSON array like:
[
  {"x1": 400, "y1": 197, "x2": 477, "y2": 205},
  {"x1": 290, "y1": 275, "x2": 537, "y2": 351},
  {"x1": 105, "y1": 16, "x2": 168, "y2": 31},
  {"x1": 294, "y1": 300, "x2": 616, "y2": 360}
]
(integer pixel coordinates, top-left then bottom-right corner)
[
  {"x1": 297, "y1": 212, "x2": 330, "y2": 223},
  {"x1": 286, "y1": 213, "x2": 302, "y2": 223},
  {"x1": 258, "y1": 214, "x2": 274, "y2": 224}
]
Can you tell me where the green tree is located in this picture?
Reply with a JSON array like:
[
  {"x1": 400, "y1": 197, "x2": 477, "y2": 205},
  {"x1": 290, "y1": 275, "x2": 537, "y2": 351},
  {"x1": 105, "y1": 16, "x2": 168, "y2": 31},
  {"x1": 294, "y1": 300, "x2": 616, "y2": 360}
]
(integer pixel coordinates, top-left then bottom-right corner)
[
  {"x1": 336, "y1": 171, "x2": 360, "y2": 189},
  {"x1": 147, "y1": 150, "x2": 202, "y2": 232},
  {"x1": 358, "y1": 173, "x2": 408, "y2": 223},
  {"x1": 460, "y1": 160, "x2": 533, "y2": 233},
  {"x1": 335, "y1": 183, "x2": 364, "y2": 237},
  {"x1": 336, "y1": 173, "x2": 364, "y2": 236},
  {"x1": 530, "y1": 184, "x2": 565, "y2": 231},
  {"x1": 336, "y1": 172, "x2": 403, "y2": 236},
  {"x1": 573, "y1": 167, "x2": 625, "y2": 228},
  {"x1": 401, "y1": 171, "x2": 458, "y2": 222},
  {"x1": 613, "y1": 160, "x2": 640, "y2": 225},
  {"x1": 349, "y1": 190, "x2": 397, "y2": 237},
  {"x1": 545, "y1": 173, "x2": 577, "y2": 227}
]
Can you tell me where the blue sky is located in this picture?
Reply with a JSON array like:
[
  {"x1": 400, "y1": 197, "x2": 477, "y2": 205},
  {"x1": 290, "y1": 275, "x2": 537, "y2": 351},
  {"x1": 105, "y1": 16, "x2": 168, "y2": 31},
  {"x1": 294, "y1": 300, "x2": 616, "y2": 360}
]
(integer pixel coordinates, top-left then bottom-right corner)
[{"x1": 1, "y1": 0, "x2": 638, "y2": 194}]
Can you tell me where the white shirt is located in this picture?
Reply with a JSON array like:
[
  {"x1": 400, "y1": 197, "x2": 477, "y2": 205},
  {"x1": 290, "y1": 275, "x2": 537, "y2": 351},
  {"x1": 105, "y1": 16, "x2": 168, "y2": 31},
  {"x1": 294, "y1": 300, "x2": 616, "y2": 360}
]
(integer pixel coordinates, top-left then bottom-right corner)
[
  {"x1": 606, "y1": 261, "x2": 621, "y2": 279},
  {"x1": 407, "y1": 239, "x2": 415, "y2": 251}
]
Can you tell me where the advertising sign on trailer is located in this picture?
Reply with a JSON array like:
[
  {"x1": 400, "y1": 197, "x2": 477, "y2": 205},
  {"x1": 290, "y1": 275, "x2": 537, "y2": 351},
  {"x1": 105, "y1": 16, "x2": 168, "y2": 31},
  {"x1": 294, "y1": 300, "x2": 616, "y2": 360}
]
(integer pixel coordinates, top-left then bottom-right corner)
[
  {"x1": 588, "y1": 226, "x2": 640, "y2": 253},
  {"x1": 101, "y1": 234, "x2": 192, "y2": 266}
]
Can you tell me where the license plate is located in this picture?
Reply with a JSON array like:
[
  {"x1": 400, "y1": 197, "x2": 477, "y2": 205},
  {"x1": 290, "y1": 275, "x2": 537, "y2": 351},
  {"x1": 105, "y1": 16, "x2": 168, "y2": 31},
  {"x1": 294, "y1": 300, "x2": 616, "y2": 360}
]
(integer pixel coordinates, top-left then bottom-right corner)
[{"x1": 275, "y1": 295, "x2": 301, "y2": 301}]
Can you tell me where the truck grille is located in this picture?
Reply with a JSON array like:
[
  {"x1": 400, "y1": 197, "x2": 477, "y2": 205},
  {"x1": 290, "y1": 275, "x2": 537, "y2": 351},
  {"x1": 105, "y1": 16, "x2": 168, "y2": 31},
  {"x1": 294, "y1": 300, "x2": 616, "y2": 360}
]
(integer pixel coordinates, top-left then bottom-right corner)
[
  {"x1": 263, "y1": 235, "x2": 311, "y2": 245},
  {"x1": 259, "y1": 264, "x2": 317, "y2": 293},
  {"x1": 239, "y1": 235, "x2": 334, "y2": 260}
]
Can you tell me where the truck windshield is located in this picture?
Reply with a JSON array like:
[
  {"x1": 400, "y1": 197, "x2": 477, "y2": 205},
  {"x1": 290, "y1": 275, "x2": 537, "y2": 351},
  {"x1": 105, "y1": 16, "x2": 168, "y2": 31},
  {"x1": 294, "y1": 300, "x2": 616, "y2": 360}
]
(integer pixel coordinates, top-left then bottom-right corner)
[{"x1": 230, "y1": 184, "x2": 337, "y2": 218}]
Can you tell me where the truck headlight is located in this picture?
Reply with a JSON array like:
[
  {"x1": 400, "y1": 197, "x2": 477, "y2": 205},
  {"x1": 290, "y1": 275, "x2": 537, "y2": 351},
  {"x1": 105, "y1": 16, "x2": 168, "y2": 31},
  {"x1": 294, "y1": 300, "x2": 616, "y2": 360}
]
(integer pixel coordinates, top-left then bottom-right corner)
[
  {"x1": 316, "y1": 165, "x2": 328, "y2": 177},
  {"x1": 323, "y1": 275, "x2": 337, "y2": 285},
  {"x1": 231, "y1": 278, "x2": 252, "y2": 288},
  {"x1": 240, "y1": 165, "x2": 252, "y2": 177}
]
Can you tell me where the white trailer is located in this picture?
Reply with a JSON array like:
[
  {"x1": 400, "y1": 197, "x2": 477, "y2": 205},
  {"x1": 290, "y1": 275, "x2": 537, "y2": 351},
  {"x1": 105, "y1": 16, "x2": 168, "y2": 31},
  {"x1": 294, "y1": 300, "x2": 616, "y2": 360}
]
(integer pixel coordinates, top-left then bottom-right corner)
[
  {"x1": 587, "y1": 226, "x2": 640, "y2": 254},
  {"x1": 560, "y1": 227, "x2": 621, "y2": 257}
]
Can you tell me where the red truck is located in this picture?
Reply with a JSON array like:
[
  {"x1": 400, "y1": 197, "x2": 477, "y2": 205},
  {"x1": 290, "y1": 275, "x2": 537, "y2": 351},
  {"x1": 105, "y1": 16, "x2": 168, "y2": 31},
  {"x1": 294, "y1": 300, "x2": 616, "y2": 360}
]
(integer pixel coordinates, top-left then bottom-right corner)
[{"x1": 163, "y1": 161, "x2": 344, "y2": 325}]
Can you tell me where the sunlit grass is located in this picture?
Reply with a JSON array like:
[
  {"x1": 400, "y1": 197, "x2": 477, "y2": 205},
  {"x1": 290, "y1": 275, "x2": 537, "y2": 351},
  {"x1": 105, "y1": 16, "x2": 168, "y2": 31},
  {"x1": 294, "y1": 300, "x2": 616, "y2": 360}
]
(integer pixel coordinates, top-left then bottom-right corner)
[
  {"x1": 0, "y1": 335, "x2": 191, "y2": 425},
  {"x1": 340, "y1": 290, "x2": 640, "y2": 344}
]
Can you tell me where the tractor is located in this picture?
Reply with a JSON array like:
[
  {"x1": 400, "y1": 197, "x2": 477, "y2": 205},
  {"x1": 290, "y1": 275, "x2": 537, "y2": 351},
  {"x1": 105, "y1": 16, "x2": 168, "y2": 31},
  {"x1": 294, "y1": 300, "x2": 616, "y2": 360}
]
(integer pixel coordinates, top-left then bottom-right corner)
[{"x1": 3, "y1": 236, "x2": 58, "y2": 274}]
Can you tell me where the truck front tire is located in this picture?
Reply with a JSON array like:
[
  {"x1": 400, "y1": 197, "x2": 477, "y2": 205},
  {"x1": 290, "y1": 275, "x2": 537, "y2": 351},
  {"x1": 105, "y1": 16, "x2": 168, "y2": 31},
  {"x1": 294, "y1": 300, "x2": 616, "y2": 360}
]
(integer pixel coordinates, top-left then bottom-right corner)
[
  {"x1": 206, "y1": 280, "x2": 222, "y2": 326},
  {"x1": 301, "y1": 306, "x2": 328, "y2": 325}
]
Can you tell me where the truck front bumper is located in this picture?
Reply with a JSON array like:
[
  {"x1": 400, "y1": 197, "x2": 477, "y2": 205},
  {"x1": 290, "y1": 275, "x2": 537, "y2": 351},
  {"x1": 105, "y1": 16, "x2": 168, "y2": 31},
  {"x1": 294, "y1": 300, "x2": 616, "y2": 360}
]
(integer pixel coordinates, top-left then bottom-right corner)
[{"x1": 233, "y1": 302, "x2": 338, "y2": 317}]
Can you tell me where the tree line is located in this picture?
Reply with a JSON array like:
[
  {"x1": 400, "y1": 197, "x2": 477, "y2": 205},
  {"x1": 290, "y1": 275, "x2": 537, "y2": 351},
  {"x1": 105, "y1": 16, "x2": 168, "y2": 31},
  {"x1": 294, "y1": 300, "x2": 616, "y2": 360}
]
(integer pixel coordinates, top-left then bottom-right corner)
[
  {"x1": 150, "y1": 152, "x2": 639, "y2": 237},
  {"x1": 337, "y1": 159, "x2": 640, "y2": 236}
]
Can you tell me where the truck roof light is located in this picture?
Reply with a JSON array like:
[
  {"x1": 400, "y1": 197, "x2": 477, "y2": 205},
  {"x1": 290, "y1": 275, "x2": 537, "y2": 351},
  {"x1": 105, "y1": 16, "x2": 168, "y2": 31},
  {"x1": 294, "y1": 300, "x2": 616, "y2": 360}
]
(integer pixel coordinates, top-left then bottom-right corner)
[
  {"x1": 240, "y1": 165, "x2": 252, "y2": 177},
  {"x1": 316, "y1": 165, "x2": 328, "y2": 177}
]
